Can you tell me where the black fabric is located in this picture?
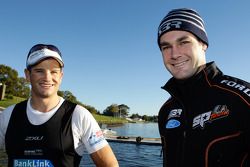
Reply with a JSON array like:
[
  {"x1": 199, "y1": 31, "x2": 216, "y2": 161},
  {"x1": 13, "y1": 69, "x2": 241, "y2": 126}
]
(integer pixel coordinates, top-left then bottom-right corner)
[
  {"x1": 158, "y1": 62, "x2": 250, "y2": 167},
  {"x1": 5, "y1": 100, "x2": 82, "y2": 167}
]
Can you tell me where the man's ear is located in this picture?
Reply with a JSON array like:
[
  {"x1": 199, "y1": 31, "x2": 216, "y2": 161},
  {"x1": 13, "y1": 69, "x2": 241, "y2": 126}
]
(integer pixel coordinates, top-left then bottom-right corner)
[
  {"x1": 24, "y1": 69, "x2": 31, "y2": 82},
  {"x1": 202, "y1": 43, "x2": 208, "y2": 52}
]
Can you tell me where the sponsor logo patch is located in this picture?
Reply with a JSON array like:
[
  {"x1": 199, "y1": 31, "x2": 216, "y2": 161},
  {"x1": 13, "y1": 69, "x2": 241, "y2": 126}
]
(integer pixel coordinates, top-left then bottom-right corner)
[
  {"x1": 193, "y1": 105, "x2": 230, "y2": 129},
  {"x1": 13, "y1": 159, "x2": 54, "y2": 167},
  {"x1": 168, "y1": 109, "x2": 182, "y2": 119},
  {"x1": 88, "y1": 130, "x2": 105, "y2": 146},
  {"x1": 166, "y1": 119, "x2": 181, "y2": 129}
]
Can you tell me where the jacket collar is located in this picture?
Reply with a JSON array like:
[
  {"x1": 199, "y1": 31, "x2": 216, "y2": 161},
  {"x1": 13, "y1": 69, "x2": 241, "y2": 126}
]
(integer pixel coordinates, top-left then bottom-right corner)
[{"x1": 161, "y1": 61, "x2": 222, "y2": 96}]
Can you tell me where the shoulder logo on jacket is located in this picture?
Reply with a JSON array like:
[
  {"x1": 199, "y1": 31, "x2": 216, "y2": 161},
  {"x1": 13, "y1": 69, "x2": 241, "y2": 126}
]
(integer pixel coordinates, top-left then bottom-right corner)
[
  {"x1": 193, "y1": 105, "x2": 230, "y2": 129},
  {"x1": 221, "y1": 79, "x2": 250, "y2": 97}
]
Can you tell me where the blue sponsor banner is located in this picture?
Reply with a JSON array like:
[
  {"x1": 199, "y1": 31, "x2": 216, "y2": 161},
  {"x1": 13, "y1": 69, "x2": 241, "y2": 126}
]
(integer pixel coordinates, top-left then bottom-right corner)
[{"x1": 13, "y1": 159, "x2": 54, "y2": 167}]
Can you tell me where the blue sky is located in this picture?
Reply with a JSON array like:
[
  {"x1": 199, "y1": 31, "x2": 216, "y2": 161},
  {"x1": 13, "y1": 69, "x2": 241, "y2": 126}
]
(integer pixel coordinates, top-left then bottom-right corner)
[{"x1": 0, "y1": 1, "x2": 249, "y2": 116}]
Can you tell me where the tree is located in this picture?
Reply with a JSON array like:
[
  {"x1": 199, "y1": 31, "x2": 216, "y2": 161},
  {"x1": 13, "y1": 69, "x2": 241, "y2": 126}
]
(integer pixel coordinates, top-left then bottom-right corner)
[
  {"x1": 14, "y1": 77, "x2": 30, "y2": 98},
  {"x1": 58, "y1": 90, "x2": 77, "y2": 103},
  {"x1": 103, "y1": 104, "x2": 119, "y2": 116},
  {"x1": 118, "y1": 104, "x2": 130, "y2": 117},
  {"x1": 0, "y1": 64, "x2": 19, "y2": 95},
  {"x1": 58, "y1": 90, "x2": 98, "y2": 114},
  {"x1": 130, "y1": 113, "x2": 141, "y2": 119},
  {"x1": 83, "y1": 105, "x2": 98, "y2": 114},
  {"x1": 142, "y1": 115, "x2": 150, "y2": 121},
  {"x1": 0, "y1": 64, "x2": 30, "y2": 98}
]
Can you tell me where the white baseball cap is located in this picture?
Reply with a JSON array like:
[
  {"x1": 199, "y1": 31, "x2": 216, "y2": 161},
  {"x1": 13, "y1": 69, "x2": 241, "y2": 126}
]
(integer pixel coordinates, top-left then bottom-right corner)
[{"x1": 26, "y1": 44, "x2": 64, "y2": 68}]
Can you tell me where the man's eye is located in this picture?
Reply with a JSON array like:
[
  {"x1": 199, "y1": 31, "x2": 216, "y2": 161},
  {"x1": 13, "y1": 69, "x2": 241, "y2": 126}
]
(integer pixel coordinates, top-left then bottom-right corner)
[
  {"x1": 180, "y1": 41, "x2": 189, "y2": 45},
  {"x1": 35, "y1": 70, "x2": 43, "y2": 73},
  {"x1": 161, "y1": 45, "x2": 171, "y2": 51},
  {"x1": 52, "y1": 70, "x2": 60, "y2": 74}
]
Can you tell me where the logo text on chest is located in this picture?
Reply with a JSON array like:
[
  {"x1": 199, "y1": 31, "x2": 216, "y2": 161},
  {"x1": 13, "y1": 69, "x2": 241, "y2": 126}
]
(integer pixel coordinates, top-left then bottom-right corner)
[
  {"x1": 193, "y1": 105, "x2": 230, "y2": 129},
  {"x1": 25, "y1": 136, "x2": 44, "y2": 141}
]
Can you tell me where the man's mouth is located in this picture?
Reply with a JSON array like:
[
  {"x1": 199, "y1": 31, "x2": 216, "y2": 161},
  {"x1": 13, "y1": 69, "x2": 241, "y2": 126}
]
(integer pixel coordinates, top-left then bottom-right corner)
[
  {"x1": 40, "y1": 83, "x2": 54, "y2": 87},
  {"x1": 172, "y1": 60, "x2": 188, "y2": 67}
]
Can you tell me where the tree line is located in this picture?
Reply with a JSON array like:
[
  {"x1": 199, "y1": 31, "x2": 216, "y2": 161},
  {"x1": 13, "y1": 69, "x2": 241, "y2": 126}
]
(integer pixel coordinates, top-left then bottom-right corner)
[{"x1": 0, "y1": 64, "x2": 157, "y2": 121}]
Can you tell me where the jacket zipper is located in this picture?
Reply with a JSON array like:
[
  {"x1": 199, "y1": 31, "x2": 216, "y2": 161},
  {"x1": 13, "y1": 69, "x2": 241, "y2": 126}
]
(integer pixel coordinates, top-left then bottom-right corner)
[{"x1": 169, "y1": 91, "x2": 188, "y2": 166}]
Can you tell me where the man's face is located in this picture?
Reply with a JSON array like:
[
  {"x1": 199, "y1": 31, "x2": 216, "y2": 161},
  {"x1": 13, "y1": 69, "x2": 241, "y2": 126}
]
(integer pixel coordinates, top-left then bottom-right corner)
[
  {"x1": 25, "y1": 58, "x2": 63, "y2": 99},
  {"x1": 159, "y1": 30, "x2": 207, "y2": 80}
]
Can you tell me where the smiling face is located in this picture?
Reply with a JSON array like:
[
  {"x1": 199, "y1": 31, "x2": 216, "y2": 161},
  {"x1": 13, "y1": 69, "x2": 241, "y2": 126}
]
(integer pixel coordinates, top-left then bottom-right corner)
[
  {"x1": 159, "y1": 30, "x2": 207, "y2": 80},
  {"x1": 25, "y1": 58, "x2": 63, "y2": 99}
]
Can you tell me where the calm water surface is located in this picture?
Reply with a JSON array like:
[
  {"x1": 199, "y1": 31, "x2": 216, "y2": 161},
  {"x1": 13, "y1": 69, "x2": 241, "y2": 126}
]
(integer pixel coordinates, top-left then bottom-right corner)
[
  {"x1": 81, "y1": 123, "x2": 163, "y2": 166},
  {"x1": 110, "y1": 122, "x2": 160, "y2": 138},
  {"x1": 0, "y1": 123, "x2": 163, "y2": 167}
]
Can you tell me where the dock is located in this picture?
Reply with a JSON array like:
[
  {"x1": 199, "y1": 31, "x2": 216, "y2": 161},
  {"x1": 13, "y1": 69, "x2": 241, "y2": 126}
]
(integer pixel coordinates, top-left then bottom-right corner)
[{"x1": 105, "y1": 135, "x2": 161, "y2": 146}]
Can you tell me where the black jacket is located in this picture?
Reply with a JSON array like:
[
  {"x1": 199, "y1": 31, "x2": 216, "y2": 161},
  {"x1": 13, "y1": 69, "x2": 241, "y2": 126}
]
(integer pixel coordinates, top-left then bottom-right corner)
[{"x1": 158, "y1": 62, "x2": 250, "y2": 167}]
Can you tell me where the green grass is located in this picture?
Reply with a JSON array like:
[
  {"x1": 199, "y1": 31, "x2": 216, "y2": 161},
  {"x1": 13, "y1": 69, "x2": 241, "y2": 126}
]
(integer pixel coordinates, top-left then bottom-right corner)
[
  {"x1": 0, "y1": 96, "x2": 25, "y2": 108},
  {"x1": 0, "y1": 96, "x2": 127, "y2": 125},
  {"x1": 92, "y1": 114, "x2": 128, "y2": 124}
]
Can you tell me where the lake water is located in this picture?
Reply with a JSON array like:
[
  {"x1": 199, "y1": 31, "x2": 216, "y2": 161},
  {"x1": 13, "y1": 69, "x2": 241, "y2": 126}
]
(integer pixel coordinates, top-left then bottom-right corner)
[
  {"x1": 81, "y1": 122, "x2": 163, "y2": 167},
  {"x1": 107, "y1": 122, "x2": 160, "y2": 138},
  {"x1": 0, "y1": 123, "x2": 163, "y2": 167}
]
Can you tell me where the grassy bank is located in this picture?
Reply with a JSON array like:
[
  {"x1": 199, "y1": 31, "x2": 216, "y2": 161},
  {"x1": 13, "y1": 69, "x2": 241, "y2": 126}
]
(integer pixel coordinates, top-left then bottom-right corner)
[
  {"x1": 0, "y1": 96, "x2": 25, "y2": 108},
  {"x1": 93, "y1": 113, "x2": 128, "y2": 124},
  {"x1": 0, "y1": 96, "x2": 127, "y2": 125}
]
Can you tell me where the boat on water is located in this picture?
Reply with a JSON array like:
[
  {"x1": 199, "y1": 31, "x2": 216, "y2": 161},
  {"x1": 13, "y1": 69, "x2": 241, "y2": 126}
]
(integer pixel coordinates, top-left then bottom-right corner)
[
  {"x1": 101, "y1": 128, "x2": 117, "y2": 137},
  {"x1": 105, "y1": 135, "x2": 161, "y2": 146},
  {"x1": 101, "y1": 126, "x2": 161, "y2": 146},
  {"x1": 102, "y1": 129, "x2": 161, "y2": 146}
]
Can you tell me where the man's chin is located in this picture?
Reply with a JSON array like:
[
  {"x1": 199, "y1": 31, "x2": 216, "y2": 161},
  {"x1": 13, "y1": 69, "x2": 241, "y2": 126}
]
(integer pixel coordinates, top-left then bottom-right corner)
[
  {"x1": 38, "y1": 92, "x2": 54, "y2": 98},
  {"x1": 172, "y1": 71, "x2": 193, "y2": 80}
]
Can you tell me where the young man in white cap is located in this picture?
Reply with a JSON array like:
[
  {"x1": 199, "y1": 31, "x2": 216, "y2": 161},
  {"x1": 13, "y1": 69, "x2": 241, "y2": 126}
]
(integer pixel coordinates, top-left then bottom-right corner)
[
  {"x1": 157, "y1": 8, "x2": 249, "y2": 166},
  {"x1": 0, "y1": 44, "x2": 119, "y2": 167}
]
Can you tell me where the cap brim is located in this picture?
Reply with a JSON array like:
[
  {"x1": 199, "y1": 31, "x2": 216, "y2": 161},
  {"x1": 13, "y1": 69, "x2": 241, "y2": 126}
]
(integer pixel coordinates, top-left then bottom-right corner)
[{"x1": 26, "y1": 48, "x2": 64, "y2": 68}]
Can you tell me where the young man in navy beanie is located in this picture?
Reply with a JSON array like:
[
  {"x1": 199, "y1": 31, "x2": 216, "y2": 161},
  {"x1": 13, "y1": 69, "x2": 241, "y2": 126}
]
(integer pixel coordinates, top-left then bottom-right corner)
[{"x1": 157, "y1": 8, "x2": 249, "y2": 167}]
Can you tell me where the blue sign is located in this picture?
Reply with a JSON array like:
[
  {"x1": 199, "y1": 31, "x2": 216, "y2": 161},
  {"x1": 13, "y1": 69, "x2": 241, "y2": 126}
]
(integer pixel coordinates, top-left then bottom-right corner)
[{"x1": 13, "y1": 159, "x2": 54, "y2": 167}]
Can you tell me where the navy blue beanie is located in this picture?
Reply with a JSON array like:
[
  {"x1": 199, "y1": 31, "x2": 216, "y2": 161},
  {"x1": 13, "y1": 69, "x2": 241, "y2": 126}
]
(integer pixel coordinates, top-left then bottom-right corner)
[{"x1": 158, "y1": 8, "x2": 208, "y2": 48}]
